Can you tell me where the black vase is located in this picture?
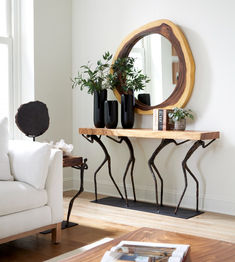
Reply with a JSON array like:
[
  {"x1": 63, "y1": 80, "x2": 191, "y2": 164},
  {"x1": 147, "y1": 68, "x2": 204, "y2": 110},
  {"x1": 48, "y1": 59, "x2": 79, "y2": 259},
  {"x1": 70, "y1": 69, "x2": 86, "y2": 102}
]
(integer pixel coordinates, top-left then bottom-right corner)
[
  {"x1": 138, "y1": 93, "x2": 151, "y2": 106},
  {"x1": 93, "y1": 90, "x2": 107, "y2": 128},
  {"x1": 121, "y1": 94, "x2": 134, "y2": 129},
  {"x1": 104, "y1": 101, "x2": 118, "y2": 129}
]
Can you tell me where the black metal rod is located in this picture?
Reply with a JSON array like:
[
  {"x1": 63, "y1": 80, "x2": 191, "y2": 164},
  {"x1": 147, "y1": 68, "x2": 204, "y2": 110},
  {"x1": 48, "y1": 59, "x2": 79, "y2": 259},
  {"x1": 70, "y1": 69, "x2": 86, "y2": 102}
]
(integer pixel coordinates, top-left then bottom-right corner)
[
  {"x1": 83, "y1": 135, "x2": 124, "y2": 201},
  {"x1": 148, "y1": 139, "x2": 190, "y2": 208},
  {"x1": 66, "y1": 159, "x2": 88, "y2": 227},
  {"x1": 175, "y1": 139, "x2": 216, "y2": 214}
]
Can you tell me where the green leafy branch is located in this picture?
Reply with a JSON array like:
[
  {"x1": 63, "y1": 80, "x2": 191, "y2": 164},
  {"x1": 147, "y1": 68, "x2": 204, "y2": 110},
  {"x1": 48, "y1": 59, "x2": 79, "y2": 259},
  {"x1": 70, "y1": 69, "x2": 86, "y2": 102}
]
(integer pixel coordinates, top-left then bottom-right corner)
[
  {"x1": 109, "y1": 57, "x2": 150, "y2": 92},
  {"x1": 72, "y1": 52, "x2": 113, "y2": 94}
]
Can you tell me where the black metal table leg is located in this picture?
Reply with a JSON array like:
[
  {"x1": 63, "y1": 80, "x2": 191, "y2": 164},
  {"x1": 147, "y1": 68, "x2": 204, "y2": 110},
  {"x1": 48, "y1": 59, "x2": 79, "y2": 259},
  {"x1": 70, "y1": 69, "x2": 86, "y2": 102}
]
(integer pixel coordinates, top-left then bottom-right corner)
[
  {"x1": 175, "y1": 139, "x2": 216, "y2": 214},
  {"x1": 82, "y1": 134, "x2": 124, "y2": 201},
  {"x1": 66, "y1": 159, "x2": 88, "y2": 227},
  {"x1": 148, "y1": 139, "x2": 189, "y2": 209},
  {"x1": 107, "y1": 136, "x2": 136, "y2": 206}
]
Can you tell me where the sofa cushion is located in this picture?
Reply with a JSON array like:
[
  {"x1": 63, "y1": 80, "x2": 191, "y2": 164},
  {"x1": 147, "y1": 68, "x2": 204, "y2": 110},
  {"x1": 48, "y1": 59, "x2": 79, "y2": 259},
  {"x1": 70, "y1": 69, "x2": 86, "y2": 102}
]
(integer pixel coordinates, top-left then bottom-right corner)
[
  {"x1": 0, "y1": 181, "x2": 48, "y2": 216},
  {"x1": 8, "y1": 140, "x2": 51, "y2": 189},
  {"x1": 0, "y1": 117, "x2": 13, "y2": 181}
]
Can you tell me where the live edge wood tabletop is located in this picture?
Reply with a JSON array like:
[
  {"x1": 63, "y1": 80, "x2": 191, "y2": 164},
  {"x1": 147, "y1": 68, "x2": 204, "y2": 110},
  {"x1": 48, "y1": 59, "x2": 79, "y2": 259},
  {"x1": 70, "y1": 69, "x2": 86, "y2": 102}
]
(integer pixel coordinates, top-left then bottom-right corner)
[{"x1": 79, "y1": 128, "x2": 220, "y2": 141}]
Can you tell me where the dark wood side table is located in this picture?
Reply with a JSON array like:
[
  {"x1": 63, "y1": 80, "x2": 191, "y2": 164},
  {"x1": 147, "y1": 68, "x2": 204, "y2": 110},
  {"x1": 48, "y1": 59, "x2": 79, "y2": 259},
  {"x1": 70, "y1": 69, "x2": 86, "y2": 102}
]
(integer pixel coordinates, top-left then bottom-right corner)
[{"x1": 63, "y1": 155, "x2": 88, "y2": 228}]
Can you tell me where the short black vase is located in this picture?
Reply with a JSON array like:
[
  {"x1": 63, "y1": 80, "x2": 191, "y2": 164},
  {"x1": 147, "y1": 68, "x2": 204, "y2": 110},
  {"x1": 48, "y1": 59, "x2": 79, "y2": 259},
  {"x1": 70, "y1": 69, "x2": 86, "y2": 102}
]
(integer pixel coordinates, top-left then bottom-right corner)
[
  {"x1": 121, "y1": 94, "x2": 134, "y2": 129},
  {"x1": 104, "y1": 100, "x2": 118, "y2": 129},
  {"x1": 94, "y1": 90, "x2": 107, "y2": 128},
  {"x1": 138, "y1": 93, "x2": 151, "y2": 106}
]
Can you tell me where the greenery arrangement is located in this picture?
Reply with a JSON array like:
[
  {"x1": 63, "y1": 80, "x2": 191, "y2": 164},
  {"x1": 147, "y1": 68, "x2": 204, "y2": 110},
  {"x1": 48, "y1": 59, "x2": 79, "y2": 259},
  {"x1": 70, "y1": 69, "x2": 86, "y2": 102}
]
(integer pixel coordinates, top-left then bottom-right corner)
[
  {"x1": 109, "y1": 56, "x2": 150, "y2": 92},
  {"x1": 168, "y1": 107, "x2": 194, "y2": 122},
  {"x1": 72, "y1": 52, "x2": 113, "y2": 94},
  {"x1": 72, "y1": 52, "x2": 150, "y2": 95}
]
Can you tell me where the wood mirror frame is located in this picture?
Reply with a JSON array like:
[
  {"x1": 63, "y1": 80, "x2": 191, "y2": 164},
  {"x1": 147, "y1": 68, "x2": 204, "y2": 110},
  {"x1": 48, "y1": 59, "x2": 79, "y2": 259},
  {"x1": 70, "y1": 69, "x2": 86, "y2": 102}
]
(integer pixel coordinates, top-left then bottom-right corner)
[{"x1": 113, "y1": 19, "x2": 195, "y2": 115}]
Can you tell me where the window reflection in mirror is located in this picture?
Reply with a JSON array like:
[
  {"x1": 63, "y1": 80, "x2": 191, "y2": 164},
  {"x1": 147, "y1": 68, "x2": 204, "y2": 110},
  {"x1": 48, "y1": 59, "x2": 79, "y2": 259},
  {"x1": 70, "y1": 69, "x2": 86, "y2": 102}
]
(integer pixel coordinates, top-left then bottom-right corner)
[{"x1": 129, "y1": 34, "x2": 179, "y2": 106}]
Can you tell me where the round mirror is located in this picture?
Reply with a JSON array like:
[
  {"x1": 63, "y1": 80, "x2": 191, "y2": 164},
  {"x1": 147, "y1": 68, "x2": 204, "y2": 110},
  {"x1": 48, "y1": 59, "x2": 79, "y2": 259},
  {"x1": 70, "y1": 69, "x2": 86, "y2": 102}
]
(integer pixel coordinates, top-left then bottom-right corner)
[{"x1": 113, "y1": 20, "x2": 195, "y2": 114}]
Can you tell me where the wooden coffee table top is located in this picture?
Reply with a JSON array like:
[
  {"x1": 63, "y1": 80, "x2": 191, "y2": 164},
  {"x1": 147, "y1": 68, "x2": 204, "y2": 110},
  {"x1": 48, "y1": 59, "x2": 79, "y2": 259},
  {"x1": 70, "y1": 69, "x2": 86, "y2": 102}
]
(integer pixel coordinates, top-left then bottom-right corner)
[{"x1": 63, "y1": 227, "x2": 235, "y2": 262}]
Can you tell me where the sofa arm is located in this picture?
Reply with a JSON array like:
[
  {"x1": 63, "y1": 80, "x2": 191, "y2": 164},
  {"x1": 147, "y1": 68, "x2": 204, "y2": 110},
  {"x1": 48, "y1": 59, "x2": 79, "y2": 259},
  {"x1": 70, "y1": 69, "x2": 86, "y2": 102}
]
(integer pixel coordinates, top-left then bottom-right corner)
[
  {"x1": 8, "y1": 140, "x2": 51, "y2": 190},
  {"x1": 46, "y1": 148, "x2": 64, "y2": 224}
]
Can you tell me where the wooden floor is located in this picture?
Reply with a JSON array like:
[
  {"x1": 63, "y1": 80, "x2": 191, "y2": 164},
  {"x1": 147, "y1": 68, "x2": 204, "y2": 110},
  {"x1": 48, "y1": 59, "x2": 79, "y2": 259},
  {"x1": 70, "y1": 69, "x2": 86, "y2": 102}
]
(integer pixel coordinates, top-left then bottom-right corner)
[{"x1": 1, "y1": 191, "x2": 235, "y2": 261}]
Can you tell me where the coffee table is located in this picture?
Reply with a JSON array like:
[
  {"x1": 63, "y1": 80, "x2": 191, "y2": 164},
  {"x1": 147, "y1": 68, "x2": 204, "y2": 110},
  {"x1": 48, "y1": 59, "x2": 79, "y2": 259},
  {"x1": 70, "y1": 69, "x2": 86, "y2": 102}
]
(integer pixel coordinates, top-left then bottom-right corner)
[{"x1": 62, "y1": 227, "x2": 235, "y2": 262}]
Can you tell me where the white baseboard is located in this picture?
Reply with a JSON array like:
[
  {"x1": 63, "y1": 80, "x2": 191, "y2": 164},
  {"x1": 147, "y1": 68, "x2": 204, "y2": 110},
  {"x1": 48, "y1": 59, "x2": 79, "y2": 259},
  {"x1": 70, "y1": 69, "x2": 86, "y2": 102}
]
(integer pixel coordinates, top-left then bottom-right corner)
[
  {"x1": 72, "y1": 177, "x2": 235, "y2": 216},
  {"x1": 63, "y1": 177, "x2": 74, "y2": 191}
]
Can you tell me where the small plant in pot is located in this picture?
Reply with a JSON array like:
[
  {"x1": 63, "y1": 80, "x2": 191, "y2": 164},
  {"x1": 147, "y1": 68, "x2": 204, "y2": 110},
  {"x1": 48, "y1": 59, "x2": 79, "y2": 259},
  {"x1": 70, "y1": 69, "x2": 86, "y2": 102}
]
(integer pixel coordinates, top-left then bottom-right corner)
[
  {"x1": 109, "y1": 57, "x2": 150, "y2": 128},
  {"x1": 72, "y1": 52, "x2": 114, "y2": 128},
  {"x1": 168, "y1": 107, "x2": 194, "y2": 131}
]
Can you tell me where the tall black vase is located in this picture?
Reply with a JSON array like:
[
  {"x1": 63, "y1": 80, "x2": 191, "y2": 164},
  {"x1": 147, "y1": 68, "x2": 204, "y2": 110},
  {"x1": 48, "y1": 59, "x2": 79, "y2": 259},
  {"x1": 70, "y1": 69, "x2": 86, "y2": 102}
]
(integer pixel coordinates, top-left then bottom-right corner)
[
  {"x1": 104, "y1": 100, "x2": 118, "y2": 129},
  {"x1": 93, "y1": 90, "x2": 107, "y2": 128},
  {"x1": 121, "y1": 94, "x2": 134, "y2": 129}
]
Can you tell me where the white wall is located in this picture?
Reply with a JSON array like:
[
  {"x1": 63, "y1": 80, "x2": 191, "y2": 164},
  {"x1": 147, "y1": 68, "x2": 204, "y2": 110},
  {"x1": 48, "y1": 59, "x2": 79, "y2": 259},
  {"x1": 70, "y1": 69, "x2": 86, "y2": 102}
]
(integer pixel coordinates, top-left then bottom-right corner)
[
  {"x1": 33, "y1": 0, "x2": 73, "y2": 189},
  {"x1": 72, "y1": 0, "x2": 235, "y2": 215}
]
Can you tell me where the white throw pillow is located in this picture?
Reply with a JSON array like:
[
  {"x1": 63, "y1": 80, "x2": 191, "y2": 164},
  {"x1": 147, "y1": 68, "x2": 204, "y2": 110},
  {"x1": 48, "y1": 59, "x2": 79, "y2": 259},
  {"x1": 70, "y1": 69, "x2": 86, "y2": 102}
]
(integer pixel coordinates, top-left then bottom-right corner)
[
  {"x1": 8, "y1": 140, "x2": 51, "y2": 189},
  {"x1": 0, "y1": 117, "x2": 13, "y2": 181}
]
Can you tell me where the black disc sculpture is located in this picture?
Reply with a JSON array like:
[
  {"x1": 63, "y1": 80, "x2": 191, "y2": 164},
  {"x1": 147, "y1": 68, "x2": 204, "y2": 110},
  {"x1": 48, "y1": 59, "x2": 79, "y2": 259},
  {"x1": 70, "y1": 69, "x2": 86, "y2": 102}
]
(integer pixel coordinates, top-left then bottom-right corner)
[{"x1": 15, "y1": 101, "x2": 49, "y2": 141}]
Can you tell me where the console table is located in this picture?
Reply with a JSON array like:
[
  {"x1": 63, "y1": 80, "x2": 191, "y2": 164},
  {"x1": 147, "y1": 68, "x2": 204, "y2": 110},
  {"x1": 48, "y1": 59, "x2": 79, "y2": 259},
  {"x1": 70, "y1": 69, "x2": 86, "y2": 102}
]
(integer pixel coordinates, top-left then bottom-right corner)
[{"x1": 79, "y1": 128, "x2": 219, "y2": 213}]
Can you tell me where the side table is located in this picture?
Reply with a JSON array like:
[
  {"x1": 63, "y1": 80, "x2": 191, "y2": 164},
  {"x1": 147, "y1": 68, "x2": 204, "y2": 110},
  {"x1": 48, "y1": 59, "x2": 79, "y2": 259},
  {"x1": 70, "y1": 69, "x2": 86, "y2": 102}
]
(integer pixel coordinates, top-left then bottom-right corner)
[{"x1": 63, "y1": 155, "x2": 88, "y2": 228}]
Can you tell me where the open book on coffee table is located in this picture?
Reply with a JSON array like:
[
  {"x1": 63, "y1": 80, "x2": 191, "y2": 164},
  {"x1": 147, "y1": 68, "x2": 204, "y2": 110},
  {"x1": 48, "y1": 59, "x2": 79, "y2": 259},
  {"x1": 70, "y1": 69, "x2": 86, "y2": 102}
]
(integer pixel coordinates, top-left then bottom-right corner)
[{"x1": 101, "y1": 240, "x2": 190, "y2": 262}]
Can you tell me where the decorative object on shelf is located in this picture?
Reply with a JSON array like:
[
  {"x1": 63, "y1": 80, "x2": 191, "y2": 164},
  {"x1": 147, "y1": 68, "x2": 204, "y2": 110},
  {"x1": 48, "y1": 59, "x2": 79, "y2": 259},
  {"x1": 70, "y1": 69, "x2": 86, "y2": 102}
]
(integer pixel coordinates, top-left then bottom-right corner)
[
  {"x1": 50, "y1": 139, "x2": 73, "y2": 157},
  {"x1": 138, "y1": 93, "x2": 151, "y2": 106},
  {"x1": 110, "y1": 56, "x2": 150, "y2": 128},
  {"x1": 94, "y1": 89, "x2": 107, "y2": 128},
  {"x1": 152, "y1": 109, "x2": 174, "y2": 131},
  {"x1": 113, "y1": 19, "x2": 195, "y2": 115},
  {"x1": 158, "y1": 109, "x2": 174, "y2": 131},
  {"x1": 168, "y1": 107, "x2": 194, "y2": 131},
  {"x1": 72, "y1": 52, "x2": 114, "y2": 128},
  {"x1": 15, "y1": 101, "x2": 49, "y2": 141},
  {"x1": 104, "y1": 100, "x2": 118, "y2": 129},
  {"x1": 121, "y1": 94, "x2": 135, "y2": 129}
]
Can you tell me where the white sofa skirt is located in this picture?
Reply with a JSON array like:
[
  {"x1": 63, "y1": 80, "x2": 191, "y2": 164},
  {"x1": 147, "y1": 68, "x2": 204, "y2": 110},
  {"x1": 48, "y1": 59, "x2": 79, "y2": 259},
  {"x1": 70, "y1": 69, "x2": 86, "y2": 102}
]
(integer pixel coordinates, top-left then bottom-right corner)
[{"x1": 0, "y1": 206, "x2": 51, "y2": 239}]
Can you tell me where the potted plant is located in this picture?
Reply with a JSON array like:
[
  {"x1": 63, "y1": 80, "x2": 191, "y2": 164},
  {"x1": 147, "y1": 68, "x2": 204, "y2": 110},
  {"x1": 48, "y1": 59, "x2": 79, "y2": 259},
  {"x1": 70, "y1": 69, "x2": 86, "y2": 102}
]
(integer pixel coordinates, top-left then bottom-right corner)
[
  {"x1": 168, "y1": 107, "x2": 194, "y2": 131},
  {"x1": 109, "y1": 57, "x2": 150, "y2": 128},
  {"x1": 72, "y1": 52, "x2": 114, "y2": 128}
]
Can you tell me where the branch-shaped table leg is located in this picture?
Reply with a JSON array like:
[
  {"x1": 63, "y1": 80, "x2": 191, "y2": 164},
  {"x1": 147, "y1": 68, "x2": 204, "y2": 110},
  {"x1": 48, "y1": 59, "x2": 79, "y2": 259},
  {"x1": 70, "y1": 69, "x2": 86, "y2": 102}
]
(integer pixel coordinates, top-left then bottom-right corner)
[
  {"x1": 148, "y1": 139, "x2": 189, "y2": 209},
  {"x1": 66, "y1": 159, "x2": 88, "y2": 227},
  {"x1": 82, "y1": 134, "x2": 124, "y2": 201},
  {"x1": 107, "y1": 136, "x2": 136, "y2": 206},
  {"x1": 175, "y1": 139, "x2": 216, "y2": 214}
]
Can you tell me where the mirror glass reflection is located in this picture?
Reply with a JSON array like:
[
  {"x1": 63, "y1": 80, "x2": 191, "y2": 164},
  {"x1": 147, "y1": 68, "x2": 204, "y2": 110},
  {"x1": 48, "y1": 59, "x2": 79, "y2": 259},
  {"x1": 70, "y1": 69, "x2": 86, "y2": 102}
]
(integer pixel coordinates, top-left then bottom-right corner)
[{"x1": 129, "y1": 34, "x2": 179, "y2": 106}]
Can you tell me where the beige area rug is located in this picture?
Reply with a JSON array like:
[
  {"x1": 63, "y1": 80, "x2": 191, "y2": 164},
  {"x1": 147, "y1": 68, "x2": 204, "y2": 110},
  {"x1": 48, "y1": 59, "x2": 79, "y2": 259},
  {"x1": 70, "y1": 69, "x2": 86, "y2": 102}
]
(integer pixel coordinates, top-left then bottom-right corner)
[{"x1": 45, "y1": 238, "x2": 113, "y2": 262}]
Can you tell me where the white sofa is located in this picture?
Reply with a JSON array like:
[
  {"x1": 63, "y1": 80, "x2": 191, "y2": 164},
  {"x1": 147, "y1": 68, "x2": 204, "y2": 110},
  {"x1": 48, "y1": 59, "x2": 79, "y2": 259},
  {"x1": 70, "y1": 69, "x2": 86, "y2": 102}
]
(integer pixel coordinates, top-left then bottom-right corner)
[{"x1": 0, "y1": 119, "x2": 63, "y2": 244}]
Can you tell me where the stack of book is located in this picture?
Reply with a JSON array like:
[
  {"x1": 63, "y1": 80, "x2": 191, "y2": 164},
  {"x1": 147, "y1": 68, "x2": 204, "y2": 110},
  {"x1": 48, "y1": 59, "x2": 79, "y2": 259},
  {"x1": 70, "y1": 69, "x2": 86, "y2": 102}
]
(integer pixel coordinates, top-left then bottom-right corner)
[
  {"x1": 101, "y1": 240, "x2": 190, "y2": 262},
  {"x1": 153, "y1": 109, "x2": 174, "y2": 131}
]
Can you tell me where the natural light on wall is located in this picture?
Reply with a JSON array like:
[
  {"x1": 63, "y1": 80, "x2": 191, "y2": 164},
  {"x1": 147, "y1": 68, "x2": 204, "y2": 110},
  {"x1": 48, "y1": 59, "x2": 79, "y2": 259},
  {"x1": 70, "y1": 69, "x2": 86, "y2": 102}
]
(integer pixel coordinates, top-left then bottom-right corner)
[
  {"x1": 0, "y1": 44, "x2": 9, "y2": 118},
  {"x1": 0, "y1": 0, "x2": 11, "y2": 119}
]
